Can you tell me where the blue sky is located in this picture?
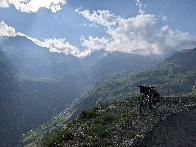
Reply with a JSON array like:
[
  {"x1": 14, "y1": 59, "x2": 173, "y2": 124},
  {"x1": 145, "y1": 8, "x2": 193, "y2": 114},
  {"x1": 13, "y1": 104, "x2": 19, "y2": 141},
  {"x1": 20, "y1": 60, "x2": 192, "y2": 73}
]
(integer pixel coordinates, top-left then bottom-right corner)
[{"x1": 0, "y1": 0, "x2": 196, "y2": 57}]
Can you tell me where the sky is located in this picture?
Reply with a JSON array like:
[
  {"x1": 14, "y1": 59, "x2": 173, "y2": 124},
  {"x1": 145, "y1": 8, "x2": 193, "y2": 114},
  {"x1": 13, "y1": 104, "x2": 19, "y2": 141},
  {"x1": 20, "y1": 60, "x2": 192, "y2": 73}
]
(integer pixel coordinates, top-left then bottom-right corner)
[{"x1": 0, "y1": 0, "x2": 196, "y2": 57}]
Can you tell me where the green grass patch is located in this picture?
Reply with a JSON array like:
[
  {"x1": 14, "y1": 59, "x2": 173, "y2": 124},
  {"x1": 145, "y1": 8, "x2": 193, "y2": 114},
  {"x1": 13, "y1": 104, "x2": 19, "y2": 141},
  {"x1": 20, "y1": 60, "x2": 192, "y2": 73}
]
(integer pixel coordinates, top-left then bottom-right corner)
[
  {"x1": 41, "y1": 129, "x2": 73, "y2": 147},
  {"x1": 39, "y1": 98, "x2": 139, "y2": 146}
]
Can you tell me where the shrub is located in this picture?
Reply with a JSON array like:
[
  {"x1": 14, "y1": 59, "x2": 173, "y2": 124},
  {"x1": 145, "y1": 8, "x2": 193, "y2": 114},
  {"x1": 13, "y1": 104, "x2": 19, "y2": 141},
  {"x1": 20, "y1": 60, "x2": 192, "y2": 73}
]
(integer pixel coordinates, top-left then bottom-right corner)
[
  {"x1": 41, "y1": 129, "x2": 73, "y2": 147},
  {"x1": 79, "y1": 109, "x2": 100, "y2": 120},
  {"x1": 100, "y1": 113, "x2": 116, "y2": 124}
]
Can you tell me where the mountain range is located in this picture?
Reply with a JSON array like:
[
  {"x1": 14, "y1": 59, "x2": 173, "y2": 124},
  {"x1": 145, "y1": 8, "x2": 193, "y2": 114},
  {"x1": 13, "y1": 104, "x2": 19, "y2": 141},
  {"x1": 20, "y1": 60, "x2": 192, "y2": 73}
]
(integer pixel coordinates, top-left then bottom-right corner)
[
  {"x1": 0, "y1": 35, "x2": 195, "y2": 146},
  {"x1": 21, "y1": 47, "x2": 196, "y2": 146},
  {"x1": 0, "y1": 35, "x2": 167, "y2": 78}
]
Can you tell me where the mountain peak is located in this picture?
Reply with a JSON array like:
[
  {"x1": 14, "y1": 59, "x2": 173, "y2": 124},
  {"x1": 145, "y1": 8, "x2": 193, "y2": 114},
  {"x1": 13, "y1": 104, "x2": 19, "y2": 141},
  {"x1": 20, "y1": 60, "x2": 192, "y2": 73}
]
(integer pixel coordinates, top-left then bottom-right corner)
[{"x1": 165, "y1": 47, "x2": 196, "y2": 67}]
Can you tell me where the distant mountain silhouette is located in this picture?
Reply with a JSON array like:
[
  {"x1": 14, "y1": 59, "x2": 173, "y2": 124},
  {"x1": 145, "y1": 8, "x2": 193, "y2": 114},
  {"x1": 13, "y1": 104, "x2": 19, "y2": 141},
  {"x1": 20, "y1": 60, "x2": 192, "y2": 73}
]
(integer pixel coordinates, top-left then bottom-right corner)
[
  {"x1": 86, "y1": 51, "x2": 166, "y2": 82},
  {"x1": 0, "y1": 36, "x2": 167, "y2": 78},
  {"x1": 0, "y1": 36, "x2": 82, "y2": 77},
  {"x1": 0, "y1": 50, "x2": 79, "y2": 146}
]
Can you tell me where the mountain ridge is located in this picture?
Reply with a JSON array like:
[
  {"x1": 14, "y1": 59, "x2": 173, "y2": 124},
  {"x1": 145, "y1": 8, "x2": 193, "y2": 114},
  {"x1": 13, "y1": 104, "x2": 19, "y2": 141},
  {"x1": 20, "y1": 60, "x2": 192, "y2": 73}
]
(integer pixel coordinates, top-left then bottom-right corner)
[
  {"x1": 165, "y1": 47, "x2": 196, "y2": 67},
  {"x1": 1, "y1": 35, "x2": 169, "y2": 78},
  {"x1": 1, "y1": 35, "x2": 195, "y2": 146},
  {"x1": 21, "y1": 47, "x2": 196, "y2": 146}
]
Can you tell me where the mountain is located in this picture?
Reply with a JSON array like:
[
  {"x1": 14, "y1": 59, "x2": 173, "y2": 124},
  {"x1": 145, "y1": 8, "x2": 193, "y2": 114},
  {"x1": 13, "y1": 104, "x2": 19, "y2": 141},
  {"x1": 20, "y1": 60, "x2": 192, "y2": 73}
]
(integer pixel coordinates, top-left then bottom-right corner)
[
  {"x1": 0, "y1": 36, "x2": 82, "y2": 78},
  {"x1": 0, "y1": 36, "x2": 110, "y2": 78},
  {"x1": 0, "y1": 57, "x2": 50, "y2": 146},
  {"x1": 2, "y1": 35, "x2": 194, "y2": 146},
  {"x1": 0, "y1": 49, "x2": 17, "y2": 72},
  {"x1": 0, "y1": 57, "x2": 22, "y2": 146},
  {"x1": 0, "y1": 36, "x2": 167, "y2": 78},
  {"x1": 0, "y1": 50, "x2": 81, "y2": 146},
  {"x1": 0, "y1": 51, "x2": 17, "y2": 104},
  {"x1": 21, "y1": 47, "x2": 196, "y2": 146},
  {"x1": 56, "y1": 50, "x2": 167, "y2": 97},
  {"x1": 165, "y1": 47, "x2": 196, "y2": 67},
  {"x1": 0, "y1": 47, "x2": 112, "y2": 146},
  {"x1": 86, "y1": 51, "x2": 166, "y2": 83},
  {"x1": 133, "y1": 47, "x2": 196, "y2": 95},
  {"x1": 0, "y1": 59, "x2": 15, "y2": 104},
  {"x1": 79, "y1": 49, "x2": 110, "y2": 69},
  {"x1": 0, "y1": 73, "x2": 83, "y2": 146}
]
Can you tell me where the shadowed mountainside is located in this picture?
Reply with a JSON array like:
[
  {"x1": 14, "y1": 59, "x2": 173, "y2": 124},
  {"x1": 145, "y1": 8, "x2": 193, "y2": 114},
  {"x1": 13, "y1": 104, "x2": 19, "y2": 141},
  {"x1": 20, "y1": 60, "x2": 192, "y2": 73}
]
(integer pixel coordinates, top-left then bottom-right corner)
[
  {"x1": 0, "y1": 44, "x2": 167, "y2": 146},
  {"x1": 21, "y1": 47, "x2": 196, "y2": 146},
  {"x1": 0, "y1": 52, "x2": 83, "y2": 146}
]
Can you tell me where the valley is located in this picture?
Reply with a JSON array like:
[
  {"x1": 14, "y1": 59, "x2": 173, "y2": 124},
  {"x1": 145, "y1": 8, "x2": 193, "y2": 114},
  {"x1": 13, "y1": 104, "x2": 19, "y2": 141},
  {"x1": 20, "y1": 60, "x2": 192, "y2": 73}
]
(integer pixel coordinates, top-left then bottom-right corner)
[
  {"x1": 1, "y1": 36, "x2": 196, "y2": 146},
  {"x1": 0, "y1": 35, "x2": 168, "y2": 146},
  {"x1": 1, "y1": 1, "x2": 196, "y2": 146},
  {"x1": 21, "y1": 47, "x2": 196, "y2": 146}
]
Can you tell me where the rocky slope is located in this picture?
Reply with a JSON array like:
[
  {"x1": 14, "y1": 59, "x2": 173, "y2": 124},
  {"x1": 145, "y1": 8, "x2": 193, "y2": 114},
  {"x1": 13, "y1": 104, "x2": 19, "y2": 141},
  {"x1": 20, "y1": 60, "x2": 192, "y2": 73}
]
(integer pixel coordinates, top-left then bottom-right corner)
[
  {"x1": 21, "y1": 47, "x2": 196, "y2": 146},
  {"x1": 134, "y1": 106, "x2": 196, "y2": 147},
  {"x1": 34, "y1": 96, "x2": 196, "y2": 147}
]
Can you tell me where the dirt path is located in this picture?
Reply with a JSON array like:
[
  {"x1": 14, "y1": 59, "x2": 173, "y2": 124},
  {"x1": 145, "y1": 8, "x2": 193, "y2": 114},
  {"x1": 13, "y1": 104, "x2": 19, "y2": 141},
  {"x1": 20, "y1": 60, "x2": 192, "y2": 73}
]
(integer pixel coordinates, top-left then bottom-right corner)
[{"x1": 137, "y1": 106, "x2": 196, "y2": 147}]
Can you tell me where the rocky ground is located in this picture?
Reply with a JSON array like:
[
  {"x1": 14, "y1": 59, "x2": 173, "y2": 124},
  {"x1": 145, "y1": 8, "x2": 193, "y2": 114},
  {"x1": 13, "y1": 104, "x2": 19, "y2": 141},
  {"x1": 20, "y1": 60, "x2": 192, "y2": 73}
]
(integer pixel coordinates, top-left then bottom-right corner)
[
  {"x1": 38, "y1": 96, "x2": 196, "y2": 147},
  {"x1": 135, "y1": 106, "x2": 196, "y2": 147},
  {"x1": 132, "y1": 97, "x2": 196, "y2": 147},
  {"x1": 60, "y1": 96, "x2": 196, "y2": 147}
]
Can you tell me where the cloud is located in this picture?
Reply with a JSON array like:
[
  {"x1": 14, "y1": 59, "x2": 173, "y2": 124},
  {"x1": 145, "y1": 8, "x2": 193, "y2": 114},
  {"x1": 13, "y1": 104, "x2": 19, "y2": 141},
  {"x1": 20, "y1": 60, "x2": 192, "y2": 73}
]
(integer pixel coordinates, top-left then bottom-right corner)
[
  {"x1": 76, "y1": 9, "x2": 196, "y2": 56},
  {"x1": 0, "y1": 0, "x2": 66, "y2": 13},
  {"x1": 0, "y1": 21, "x2": 16, "y2": 37},
  {"x1": 157, "y1": 26, "x2": 196, "y2": 52},
  {"x1": 75, "y1": 9, "x2": 119, "y2": 27},
  {"x1": 80, "y1": 36, "x2": 109, "y2": 57},
  {"x1": 1, "y1": 7, "x2": 196, "y2": 58},
  {"x1": 29, "y1": 37, "x2": 80, "y2": 55},
  {"x1": 135, "y1": 0, "x2": 145, "y2": 14},
  {"x1": 0, "y1": 21, "x2": 81, "y2": 56}
]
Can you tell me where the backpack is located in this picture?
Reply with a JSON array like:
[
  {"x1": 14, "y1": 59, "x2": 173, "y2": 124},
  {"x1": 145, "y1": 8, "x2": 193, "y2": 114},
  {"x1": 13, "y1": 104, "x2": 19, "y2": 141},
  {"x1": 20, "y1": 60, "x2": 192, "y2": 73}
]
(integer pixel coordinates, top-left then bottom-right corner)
[{"x1": 153, "y1": 92, "x2": 161, "y2": 102}]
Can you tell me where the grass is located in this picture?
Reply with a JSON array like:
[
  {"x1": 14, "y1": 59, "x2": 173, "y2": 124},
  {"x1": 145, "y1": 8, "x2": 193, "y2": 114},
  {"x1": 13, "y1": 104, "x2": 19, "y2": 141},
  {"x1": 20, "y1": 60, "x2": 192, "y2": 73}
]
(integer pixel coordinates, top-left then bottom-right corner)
[
  {"x1": 39, "y1": 98, "x2": 139, "y2": 146},
  {"x1": 41, "y1": 129, "x2": 74, "y2": 147},
  {"x1": 31, "y1": 95, "x2": 196, "y2": 146}
]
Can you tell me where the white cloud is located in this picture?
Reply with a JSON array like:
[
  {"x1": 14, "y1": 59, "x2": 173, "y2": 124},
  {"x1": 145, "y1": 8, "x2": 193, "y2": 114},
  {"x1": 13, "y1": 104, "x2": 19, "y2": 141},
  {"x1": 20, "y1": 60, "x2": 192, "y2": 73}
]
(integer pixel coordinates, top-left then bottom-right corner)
[
  {"x1": 0, "y1": 21, "x2": 81, "y2": 56},
  {"x1": 81, "y1": 36, "x2": 109, "y2": 50},
  {"x1": 157, "y1": 26, "x2": 196, "y2": 52},
  {"x1": 75, "y1": 9, "x2": 119, "y2": 27},
  {"x1": 1, "y1": 8, "x2": 196, "y2": 58},
  {"x1": 29, "y1": 37, "x2": 80, "y2": 55},
  {"x1": 0, "y1": 0, "x2": 66, "y2": 13},
  {"x1": 0, "y1": 21, "x2": 16, "y2": 37},
  {"x1": 135, "y1": 0, "x2": 145, "y2": 14},
  {"x1": 76, "y1": 9, "x2": 196, "y2": 56}
]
